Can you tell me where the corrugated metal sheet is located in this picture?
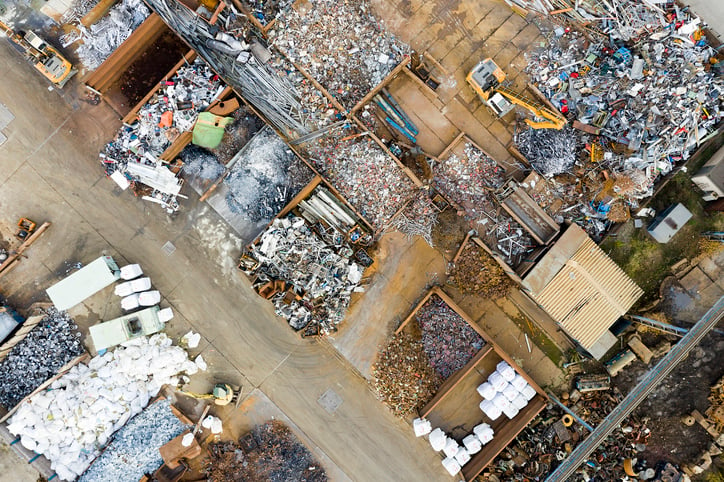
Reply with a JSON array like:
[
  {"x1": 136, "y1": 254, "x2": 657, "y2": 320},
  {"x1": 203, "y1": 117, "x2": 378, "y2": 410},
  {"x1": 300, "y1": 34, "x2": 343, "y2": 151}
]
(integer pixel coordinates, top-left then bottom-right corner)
[{"x1": 530, "y1": 234, "x2": 643, "y2": 350}]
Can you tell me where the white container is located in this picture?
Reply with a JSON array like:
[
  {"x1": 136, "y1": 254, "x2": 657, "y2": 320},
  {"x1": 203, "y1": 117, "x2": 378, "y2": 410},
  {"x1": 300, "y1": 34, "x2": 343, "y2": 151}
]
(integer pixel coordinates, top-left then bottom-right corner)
[
  {"x1": 502, "y1": 383, "x2": 519, "y2": 402},
  {"x1": 412, "y1": 418, "x2": 432, "y2": 437},
  {"x1": 479, "y1": 400, "x2": 502, "y2": 421},
  {"x1": 429, "y1": 428, "x2": 446, "y2": 451},
  {"x1": 477, "y1": 382, "x2": 497, "y2": 400}
]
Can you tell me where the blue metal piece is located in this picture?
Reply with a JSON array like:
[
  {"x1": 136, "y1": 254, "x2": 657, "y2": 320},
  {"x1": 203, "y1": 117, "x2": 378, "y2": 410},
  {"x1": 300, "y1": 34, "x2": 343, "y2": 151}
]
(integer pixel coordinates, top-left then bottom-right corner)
[{"x1": 384, "y1": 116, "x2": 417, "y2": 144}]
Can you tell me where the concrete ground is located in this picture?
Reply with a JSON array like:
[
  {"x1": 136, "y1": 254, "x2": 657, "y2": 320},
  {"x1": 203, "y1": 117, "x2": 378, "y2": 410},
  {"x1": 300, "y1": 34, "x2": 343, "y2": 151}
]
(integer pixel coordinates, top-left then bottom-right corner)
[
  {"x1": 685, "y1": 0, "x2": 724, "y2": 41},
  {"x1": 0, "y1": 42, "x2": 452, "y2": 481}
]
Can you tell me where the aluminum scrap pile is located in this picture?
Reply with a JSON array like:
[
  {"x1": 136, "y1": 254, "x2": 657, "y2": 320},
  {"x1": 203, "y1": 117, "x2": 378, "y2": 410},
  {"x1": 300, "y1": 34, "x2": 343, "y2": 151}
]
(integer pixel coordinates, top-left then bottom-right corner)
[
  {"x1": 306, "y1": 135, "x2": 415, "y2": 229},
  {"x1": 78, "y1": 398, "x2": 188, "y2": 482},
  {"x1": 180, "y1": 145, "x2": 226, "y2": 180},
  {"x1": 488, "y1": 388, "x2": 656, "y2": 481},
  {"x1": 0, "y1": 309, "x2": 83, "y2": 409},
  {"x1": 248, "y1": 216, "x2": 364, "y2": 332},
  {"x1": 205, "y1": 420, "x2": 327, "y2": 482},
  {"x1": 59, "y1": 0, "x2": 99, "y2": 24},
  {"x1": 247, "y1": 0, "x2": 294, "y2": 26},
  {"x1": 388, "y1": 195, "x2": 438, "y2": 246},
  {"x1": 224, "y1": 126, "x2": 313, "y2": 221},
  {"x1": 415, "y1": 295, "x2": 485, "y2": 380},
  {"x1": 515, "y1": 126, "x2": 577, "y2": 176},
  {"x1": 270, "y1": 0, "x2": 410, "y2": 109},
  {"x1": 7, "y1": 333, "x2": 204, "y2": 481},
  {"x1": 372, "y1": 332, "x2": 442, "y2": 418},
  {"x1": 145, "y1": 0, "x2": 324, "y2": 137},
  {"x1": 434, "y1": 143, "x2": 507, "y2": 219},
  {"x1": 526, "y1": 6, "x2": 723, "y2": 205},
  {"x1": 449, "y1": 240, "x2": 513, "y2": 299},
  {"x1": 69, "y1": 0, "x2": 150, "y2": 70}
]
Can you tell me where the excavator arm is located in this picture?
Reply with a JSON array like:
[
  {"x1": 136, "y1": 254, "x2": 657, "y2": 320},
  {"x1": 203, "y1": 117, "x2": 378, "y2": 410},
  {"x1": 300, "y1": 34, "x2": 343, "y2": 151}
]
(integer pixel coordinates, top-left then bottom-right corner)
[{"x1": 494, "y1": 85, "x2": 567, "y2": 130}]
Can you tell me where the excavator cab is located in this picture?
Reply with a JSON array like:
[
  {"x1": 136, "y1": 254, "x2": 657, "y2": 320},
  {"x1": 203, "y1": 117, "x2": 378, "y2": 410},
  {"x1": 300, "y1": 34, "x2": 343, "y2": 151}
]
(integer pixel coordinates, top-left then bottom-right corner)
[{"x1": 466, "y1": 59, "x2": 506, "y2": 100}]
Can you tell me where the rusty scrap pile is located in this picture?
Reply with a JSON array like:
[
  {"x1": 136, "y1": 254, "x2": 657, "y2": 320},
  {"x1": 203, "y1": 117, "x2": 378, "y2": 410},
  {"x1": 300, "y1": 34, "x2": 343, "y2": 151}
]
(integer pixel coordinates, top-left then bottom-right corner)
[
  {"x1": 270, "y1": 0, "x2": 410, "y2": 108},
  {"x1": 372, "y1": 332, "x2": 442, "y2": 418},
  {"x1": 388, "y1": 196, "x2": 438, "y2": 246},
  {"x1": 416, "y1": 295, "x2": 485, "y2": 380},
  {"x1": 205, "y1": 421, "x2": 327, "y2": 482},
  {"x1": 487, "y1": 388, "x2": 658, "y2": 481},
  {"x1": 449, "y1": 241, "x2": 513, "y2": 300},
  {"x1": 306, "y1": 135, "x2": 415, "y2": 229},
  {"x1": 524, "y1": 5, "x2": 723, "y2": 223}
]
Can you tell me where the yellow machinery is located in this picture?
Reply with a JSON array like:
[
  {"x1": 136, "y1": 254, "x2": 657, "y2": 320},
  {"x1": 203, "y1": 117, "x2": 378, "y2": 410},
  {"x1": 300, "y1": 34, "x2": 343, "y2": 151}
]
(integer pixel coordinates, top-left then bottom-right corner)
[
  {"x1": 179, "y1": 383, "x2": 239, "y2": 406},
  {"x1": 466, "y1": 58, "x2": 566, "y2": 130},
  {"x1": 0, "y1": 21, "x2": 76, "y2": 87}
]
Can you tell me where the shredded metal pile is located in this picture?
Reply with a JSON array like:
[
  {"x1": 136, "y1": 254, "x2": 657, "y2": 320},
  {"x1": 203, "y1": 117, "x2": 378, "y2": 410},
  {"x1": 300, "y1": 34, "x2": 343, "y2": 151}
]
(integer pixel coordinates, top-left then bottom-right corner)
[
  {"x1": 180, "y1": 145, "x2": 226, "y2": 180},
  {"x1": 372, "y1": 332, "x2": 442, "y2": 418},
  {"x1": 515, "y1": 126, "x2": 578, "y2": 177},
  {"x1": 449, "y1": 241, "x2": 513, "y2": 299},
  {"x1": 247, "y1": 216, "x2": 364, "y2": 332},
  {"x1": 78, "y1": 398, "x2": 188, "y2": 482},
  {"x1": 206, "y1": 420, "x2": 327, "y2": 482},
  {"x1": 69, "y1": 0, "x2": 150, "y2": 70},
  {"x1": 224, "y1": 126, "x2": 313, "y2": 221},
  {"x1": 270, "y1": 0, "x2": 410, "y2": 108},
  {"x1": 387, "y1": 195, "x2": 438, "y2": 246},
  {"x1": 0, "y1": 309, "x2": 83, "y2": 410},
  {"x1": 416, "y1": 295, "x2": 485, "y2": 380},
  {"x1": 306, "y1": 135, "x2": 415, "y2": 229}
]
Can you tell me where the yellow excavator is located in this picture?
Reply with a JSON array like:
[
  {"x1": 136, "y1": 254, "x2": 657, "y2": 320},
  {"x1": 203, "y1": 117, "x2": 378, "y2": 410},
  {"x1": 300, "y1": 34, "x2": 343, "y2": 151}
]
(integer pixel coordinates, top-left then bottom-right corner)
[
  {"x1": 467, "y1": 58, "x2": 566, "y2": 130},
  {"x1": 0, "y1": 20, "x2": 76, "y2": 87},
  {"x1": 178, "y1": 383, "x2": 240, "y2": 406}
]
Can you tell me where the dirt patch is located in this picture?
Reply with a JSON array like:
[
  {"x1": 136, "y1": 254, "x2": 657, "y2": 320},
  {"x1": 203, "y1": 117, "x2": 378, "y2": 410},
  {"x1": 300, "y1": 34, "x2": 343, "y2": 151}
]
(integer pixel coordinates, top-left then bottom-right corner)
[{"x1": 431, "y1": 208, "x2": 469, "y2": 260}]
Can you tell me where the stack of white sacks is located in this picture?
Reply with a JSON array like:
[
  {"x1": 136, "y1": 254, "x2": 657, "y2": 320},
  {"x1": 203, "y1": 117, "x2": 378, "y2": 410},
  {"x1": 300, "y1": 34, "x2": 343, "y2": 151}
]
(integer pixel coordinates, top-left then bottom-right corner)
[
  {"x1": 115, "y1": 264, "x2": 162, "y2": 310},
  {"x1": 478, "y1": 361, "x2": 536, "y2": 421},
  {"x1": 413, "y1": 418, "x2": 495, "y2": 477},
  {"x1": 6, "y1": 334, "x2": 204, "y2": 481}
]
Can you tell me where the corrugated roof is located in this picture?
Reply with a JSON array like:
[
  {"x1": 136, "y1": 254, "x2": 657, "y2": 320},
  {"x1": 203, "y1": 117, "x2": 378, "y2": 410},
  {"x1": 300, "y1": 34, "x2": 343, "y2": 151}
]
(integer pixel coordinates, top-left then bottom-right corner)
[{"x1": 524, "y1": 225, "x2": 643, "y2": 350}]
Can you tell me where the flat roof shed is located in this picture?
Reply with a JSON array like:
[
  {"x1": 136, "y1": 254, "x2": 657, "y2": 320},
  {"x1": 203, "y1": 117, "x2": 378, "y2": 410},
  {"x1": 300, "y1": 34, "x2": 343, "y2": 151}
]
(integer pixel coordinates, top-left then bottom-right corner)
[{"x1": 521, "y1": 224, "x2": 643, "y2": 357}]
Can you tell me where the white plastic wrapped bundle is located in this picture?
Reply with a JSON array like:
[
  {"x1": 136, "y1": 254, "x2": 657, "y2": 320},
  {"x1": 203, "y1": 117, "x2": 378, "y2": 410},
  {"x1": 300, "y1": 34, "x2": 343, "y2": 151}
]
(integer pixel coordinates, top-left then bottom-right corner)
[
  {"x1": 130, "y1": 277, "x2": 152, "y2": 292},
  {"x1": 496, "y1": 361, "x2": 516, "y2": 381},
  {"x1": 487, "y1": 371, "x2": 507, "y2": 391},
  {"x1": 114, "y1": 281, "x2": 133, "y2": 297},
  {"x1": 502, "y1": 383, "x2": 519, "y2": 402},
  {"x1": 512, "y1": 393, "x2": 527, "y2": 409},
  {"x1": 511, "y1": 373, "x2": 527, "y2": 390},
  {"x1": 443, "y1": 437, "x2": 460, "y2": 458},
  {"x1": 473, "y1": 423, "x2": 494, "y2": 444},
  {"x1": 479, "y1": 400, "x2": 502, "y2": 421},
  {"x1": 492, "y1": 393, "x2": 512, "y2": 410},
  {"x1": 503, "y1": 404, "x2": 519, "y2": 419},
  {"x1": 442, "y1": 457, "x2": 461, "y2": 476},
  {"x1": 429, "y1": 428, "x2": 446, "y2": 451},
  {"x1": 413, "y1": 418, "x2": 432, "y2": 437},
  {"x1": 201, "y1": 415, "x2": 223, "y2": 434},
  {"x1": 454, "y1": 447, "x2": 471, "y2": 466},
  {"x1": 476, "y1": 382, "x2": 496, "y2": 400},
  {"x1": 120, "y1": 264, "x2": 143, "y2": 280},
  {"x1": 121, "y1": 293, "x2": 140, "y2": 310},
  {"x1": 462, "y1": 434, "x2": 482, "y2": 454},
  {"x1": 139, "y1": 290, "x2": 161, "y2": 306},
  {"x1": 520, "y1": 384, "x2": 537, "y2": 401},
  {"x1": 158, "y1": 308, "x2": 174, "y2": 323}
]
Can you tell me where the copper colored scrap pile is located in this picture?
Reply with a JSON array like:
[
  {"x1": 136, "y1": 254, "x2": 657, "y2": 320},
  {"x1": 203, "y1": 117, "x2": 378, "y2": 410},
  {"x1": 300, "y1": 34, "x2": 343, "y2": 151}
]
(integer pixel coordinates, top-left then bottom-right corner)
[
  {"x1": 270, "y1": 0, "x2": 410, "y2": 108},
  {"x1": 206, "y1": 421, "x2": 327, "y2": 482},
  {"x1": 305, "y1": 135, "x2": 415, "y2": 229},
  {"x1": 416, "y1": 295, "x2": 485, "y2": 380},
  {"x1": 372, "y1": 332, "x2": 442, "y2": 418},
  {"x1": 449, "y1": 241, "x2": 513, "y2": 299}
]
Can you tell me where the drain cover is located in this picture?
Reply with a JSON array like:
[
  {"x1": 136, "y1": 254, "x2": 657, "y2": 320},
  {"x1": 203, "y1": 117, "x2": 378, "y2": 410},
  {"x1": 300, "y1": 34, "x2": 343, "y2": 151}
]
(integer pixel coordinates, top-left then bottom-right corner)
[{"x1": 317, "y1": 388, "x2": 343, "y2": 414}]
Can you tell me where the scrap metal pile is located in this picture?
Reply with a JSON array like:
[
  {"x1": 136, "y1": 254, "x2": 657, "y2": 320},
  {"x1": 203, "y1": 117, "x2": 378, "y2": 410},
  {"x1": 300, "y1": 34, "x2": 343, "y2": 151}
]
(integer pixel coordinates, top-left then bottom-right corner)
[
  {"x1": 448, "y1": 240, "x2": 513, "y2": 300},
  {"x1": 64, "y1": 0, "x2": 150, "y2": 70},
  {"x1": 523, "y1": 4, "x2": 723, "y2": 232},
  {"x1": 6, "y1": 334, "x2": 203, "y2": 481},
  {"x1": 387, "y1": 195, "x2": 438, "y2": 246},
  {"x1": 269, "y1": 0, "x2": 410, "y2": 108},
  {"x1": 416, "y1": 295, "x2": 485, "y2": 379},
  {"x1": 515, "y1": 126, "x2": 578, "y2": 176},
  {"x1": 245, "y1": 216, "x2": 364, "y2": 333},
  {"x1": 78, "y1": 398, "x2": 188, "y2": 482},
  {"x1": 372, "y1": 332, "x2": 443, "y2": 418},
  {"x1": 245, "y1": 0, "x2": 294, "y2": 26},
  {"x1": 306, "y1": 135, "x2": 415, "y2": 229},
  {"x1": 486, "y1": 388, "x2": 658, "y2": 481},
  {"x1": 223, "y1": 126, "x2": 313, "y2": 222},
  {"x1": 0, "y1": 309, "x2": 84, "y2": 409},
  {"x1": 205, "y1": 420, "x2": 327, "y2": 482}
]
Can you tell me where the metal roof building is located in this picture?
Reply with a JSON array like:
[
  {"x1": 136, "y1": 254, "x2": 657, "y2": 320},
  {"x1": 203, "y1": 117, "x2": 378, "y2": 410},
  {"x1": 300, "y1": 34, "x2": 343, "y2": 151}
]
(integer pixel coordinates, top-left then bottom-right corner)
[{"x1": 521, "y1": 224, "x2": 643, "y2": 358}]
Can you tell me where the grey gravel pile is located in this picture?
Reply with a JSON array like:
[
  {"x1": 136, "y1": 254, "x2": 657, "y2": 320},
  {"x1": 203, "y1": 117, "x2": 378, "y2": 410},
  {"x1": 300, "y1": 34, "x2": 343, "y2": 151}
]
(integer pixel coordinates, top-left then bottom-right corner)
[
  {"x1": 0, "y1": 309, "x2": 83, "y2": 409},
  {"x1": 78, "y1": 398, "x2": 188, "y2": 482}
]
